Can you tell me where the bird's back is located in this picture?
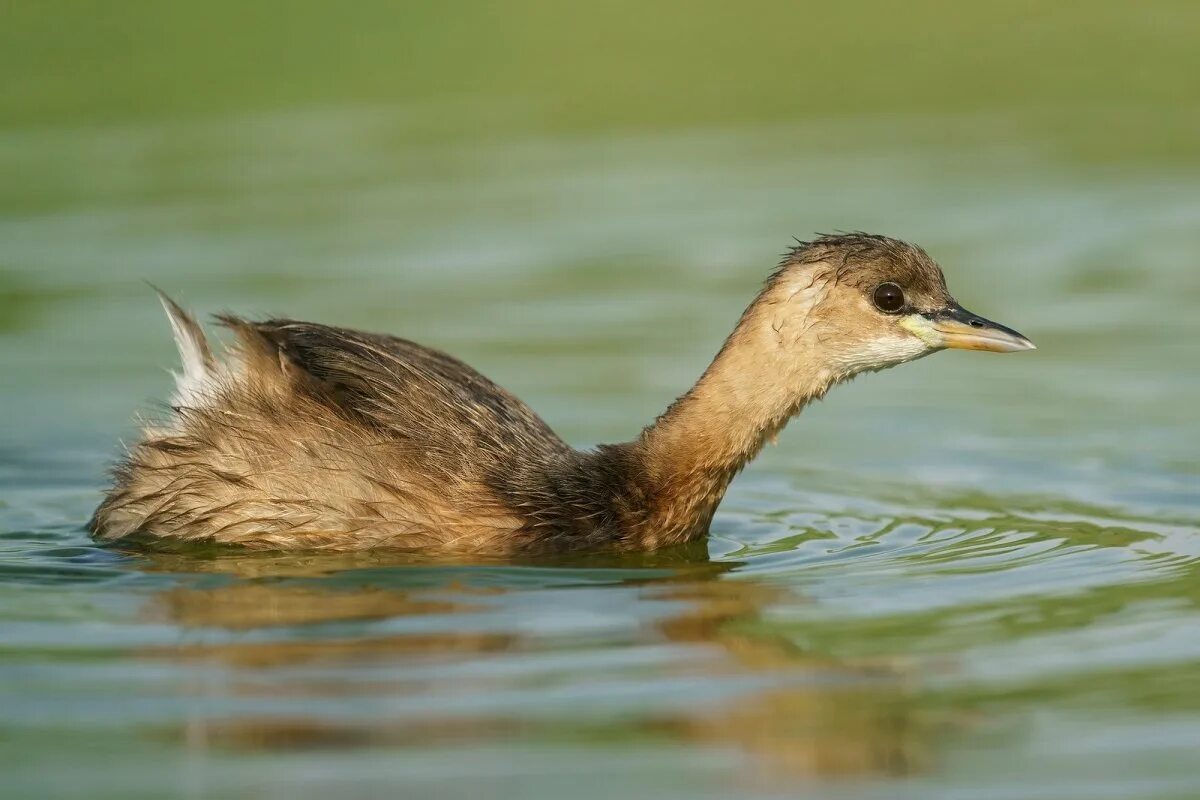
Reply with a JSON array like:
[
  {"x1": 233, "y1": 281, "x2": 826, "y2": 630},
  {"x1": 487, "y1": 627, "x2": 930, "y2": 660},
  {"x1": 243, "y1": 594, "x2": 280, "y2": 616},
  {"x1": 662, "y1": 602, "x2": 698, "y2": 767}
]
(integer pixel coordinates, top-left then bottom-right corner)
[{"x1": 91, "y1": 300, "x2": 575, "y2": 551}]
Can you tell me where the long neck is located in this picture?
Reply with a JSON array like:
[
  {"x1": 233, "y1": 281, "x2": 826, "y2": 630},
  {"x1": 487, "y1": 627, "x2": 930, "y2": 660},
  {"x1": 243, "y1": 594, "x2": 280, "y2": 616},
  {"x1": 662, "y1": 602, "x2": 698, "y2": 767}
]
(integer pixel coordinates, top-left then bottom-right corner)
[{"x1": 630, "y1": 304, "x2": 837, "y2": 544}]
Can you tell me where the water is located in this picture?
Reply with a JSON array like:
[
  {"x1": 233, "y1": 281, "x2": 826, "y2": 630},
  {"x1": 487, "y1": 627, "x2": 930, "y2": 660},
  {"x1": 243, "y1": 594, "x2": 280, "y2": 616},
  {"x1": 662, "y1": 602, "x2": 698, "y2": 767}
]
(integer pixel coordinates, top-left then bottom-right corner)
[{"x1": 3, "y1": 5, "x2": 1200, "y2": 798}]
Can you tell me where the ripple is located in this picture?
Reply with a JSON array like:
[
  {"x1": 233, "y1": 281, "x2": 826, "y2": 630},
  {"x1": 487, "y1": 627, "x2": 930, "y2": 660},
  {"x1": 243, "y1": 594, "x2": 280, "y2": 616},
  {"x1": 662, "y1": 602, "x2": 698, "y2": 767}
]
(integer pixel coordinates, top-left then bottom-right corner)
[{"x1": 0, "y1": 561, "x2": 126, "y2": 586}]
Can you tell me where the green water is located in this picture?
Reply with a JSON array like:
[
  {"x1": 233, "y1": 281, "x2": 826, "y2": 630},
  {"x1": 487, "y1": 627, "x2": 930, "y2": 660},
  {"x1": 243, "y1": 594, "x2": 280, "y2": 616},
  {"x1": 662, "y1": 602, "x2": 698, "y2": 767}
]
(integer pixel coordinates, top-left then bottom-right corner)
[{"x1": 2, "y1": 3, "x2": 1199, "y2": 798}]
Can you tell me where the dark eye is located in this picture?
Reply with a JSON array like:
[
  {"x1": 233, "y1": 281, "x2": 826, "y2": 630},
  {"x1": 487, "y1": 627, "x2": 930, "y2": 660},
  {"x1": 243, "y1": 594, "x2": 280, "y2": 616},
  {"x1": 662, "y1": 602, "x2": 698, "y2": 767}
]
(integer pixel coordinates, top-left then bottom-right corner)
[{"x1": 872, "y1": 282, "x2": 905, "y2": 314}]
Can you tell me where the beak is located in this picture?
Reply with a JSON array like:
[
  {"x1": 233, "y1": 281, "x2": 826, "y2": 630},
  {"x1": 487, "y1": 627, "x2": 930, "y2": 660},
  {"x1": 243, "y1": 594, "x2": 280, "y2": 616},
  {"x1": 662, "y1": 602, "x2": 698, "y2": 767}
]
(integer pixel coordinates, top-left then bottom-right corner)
[{"x1": 901, "y1": 303, "x2": 1036, "y2": 353}]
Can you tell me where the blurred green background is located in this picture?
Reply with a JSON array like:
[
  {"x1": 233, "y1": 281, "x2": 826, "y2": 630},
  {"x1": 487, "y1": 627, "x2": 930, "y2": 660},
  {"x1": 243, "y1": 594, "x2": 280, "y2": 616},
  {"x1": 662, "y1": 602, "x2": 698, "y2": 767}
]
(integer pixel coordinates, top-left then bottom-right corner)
[
  {"x1": 4, "y1": 1, "x2": 1200, "y2": 160},
  {"x1": 2, "y1": 3, "x2": 1199, "y2": 799}
]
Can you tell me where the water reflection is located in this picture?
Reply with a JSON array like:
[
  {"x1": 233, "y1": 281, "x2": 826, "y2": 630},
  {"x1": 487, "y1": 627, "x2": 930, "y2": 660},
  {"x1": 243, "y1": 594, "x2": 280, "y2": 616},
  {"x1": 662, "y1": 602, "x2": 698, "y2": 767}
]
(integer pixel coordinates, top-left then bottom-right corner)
[
  {"x1": 133, "y1": 549, "x2": 933, "y2": 783},
  {"x1": 650, "y1": 579, "x2": 931, "y2": 780}
]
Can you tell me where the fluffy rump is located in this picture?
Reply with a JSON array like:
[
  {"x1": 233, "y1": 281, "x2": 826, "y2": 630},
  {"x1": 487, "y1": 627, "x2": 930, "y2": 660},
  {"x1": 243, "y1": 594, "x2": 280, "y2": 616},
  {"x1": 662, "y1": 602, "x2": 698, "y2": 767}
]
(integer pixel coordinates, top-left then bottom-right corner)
[{"x1": 90, "y1": 302, "x2": 577, "y2": 551}]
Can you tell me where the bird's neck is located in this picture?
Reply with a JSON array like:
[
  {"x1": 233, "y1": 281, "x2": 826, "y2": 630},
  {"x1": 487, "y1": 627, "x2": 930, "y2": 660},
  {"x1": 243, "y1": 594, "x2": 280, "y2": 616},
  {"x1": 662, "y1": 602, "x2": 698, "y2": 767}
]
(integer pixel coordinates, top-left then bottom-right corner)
[{"x1": 631, "y1": 315, "x2": 836, "y2": 546}]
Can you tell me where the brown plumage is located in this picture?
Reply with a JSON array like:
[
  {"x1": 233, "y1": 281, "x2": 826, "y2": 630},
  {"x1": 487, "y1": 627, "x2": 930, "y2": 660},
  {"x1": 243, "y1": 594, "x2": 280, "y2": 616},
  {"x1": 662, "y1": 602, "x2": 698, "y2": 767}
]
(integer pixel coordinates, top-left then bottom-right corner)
[{"x1": 90, "y1": 234, "x2": 1034, "y2": 553}]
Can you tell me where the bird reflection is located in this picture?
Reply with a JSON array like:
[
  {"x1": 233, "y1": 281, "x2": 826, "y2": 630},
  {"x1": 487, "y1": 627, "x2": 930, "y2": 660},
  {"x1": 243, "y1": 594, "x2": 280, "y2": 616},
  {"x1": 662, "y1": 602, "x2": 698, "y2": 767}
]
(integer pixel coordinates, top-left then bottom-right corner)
[{"x1": 133, "y1": 545, "x2": 934, "y2": 784}]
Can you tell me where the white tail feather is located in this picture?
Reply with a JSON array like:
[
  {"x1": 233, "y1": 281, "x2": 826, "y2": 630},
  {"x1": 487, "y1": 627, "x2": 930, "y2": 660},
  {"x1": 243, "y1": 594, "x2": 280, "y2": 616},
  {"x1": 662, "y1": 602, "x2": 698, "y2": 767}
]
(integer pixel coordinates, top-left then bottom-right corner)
[{"x1": 154, "y1": 289, "x2": 214, "y2": 408}]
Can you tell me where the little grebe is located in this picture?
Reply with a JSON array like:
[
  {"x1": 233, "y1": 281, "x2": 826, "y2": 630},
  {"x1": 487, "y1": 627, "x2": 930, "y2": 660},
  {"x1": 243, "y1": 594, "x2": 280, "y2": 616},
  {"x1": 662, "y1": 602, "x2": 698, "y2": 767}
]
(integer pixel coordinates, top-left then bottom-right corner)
[{"x1": 91, "y1": 234, "x2": 1033, "y2": 553}]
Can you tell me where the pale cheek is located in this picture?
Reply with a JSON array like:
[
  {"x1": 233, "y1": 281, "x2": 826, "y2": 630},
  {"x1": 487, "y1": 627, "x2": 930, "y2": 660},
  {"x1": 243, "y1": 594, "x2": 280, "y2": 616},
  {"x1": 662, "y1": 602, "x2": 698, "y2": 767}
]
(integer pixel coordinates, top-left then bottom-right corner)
[{"x1": 834, "y1": 336, "x2": 929, "y2": 374}]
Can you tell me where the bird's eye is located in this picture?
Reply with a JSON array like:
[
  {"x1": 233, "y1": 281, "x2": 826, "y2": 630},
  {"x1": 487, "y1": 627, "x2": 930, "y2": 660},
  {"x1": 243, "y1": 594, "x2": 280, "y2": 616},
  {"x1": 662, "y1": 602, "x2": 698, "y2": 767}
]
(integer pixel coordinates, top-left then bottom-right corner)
[{"x1": 872, "y1": 282, "x2": 906, "y2": 314}]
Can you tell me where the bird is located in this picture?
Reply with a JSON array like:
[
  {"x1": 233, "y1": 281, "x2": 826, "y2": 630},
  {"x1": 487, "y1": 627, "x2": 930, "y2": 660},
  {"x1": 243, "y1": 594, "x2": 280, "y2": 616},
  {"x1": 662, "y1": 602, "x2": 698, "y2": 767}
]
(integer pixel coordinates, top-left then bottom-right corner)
[{"x1": 90, "y1": 233, "x2": 1034, "y2": 554}]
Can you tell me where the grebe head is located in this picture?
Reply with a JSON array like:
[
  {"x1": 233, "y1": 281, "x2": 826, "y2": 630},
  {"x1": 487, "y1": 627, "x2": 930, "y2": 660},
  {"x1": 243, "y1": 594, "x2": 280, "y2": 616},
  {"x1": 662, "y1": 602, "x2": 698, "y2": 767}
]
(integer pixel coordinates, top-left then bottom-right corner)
[{"x1": 751, "y1": 233, "x2": 1034, "y2": 386}]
